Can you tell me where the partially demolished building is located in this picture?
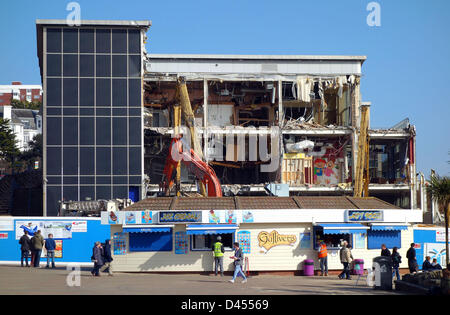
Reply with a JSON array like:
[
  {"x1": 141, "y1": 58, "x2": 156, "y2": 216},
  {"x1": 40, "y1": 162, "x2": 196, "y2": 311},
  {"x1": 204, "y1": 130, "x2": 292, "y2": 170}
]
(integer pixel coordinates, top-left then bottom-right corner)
[
  {"x1": 144, "y1": 54, "x2": 417, "y2": 209},
  {"x1": 36, "y1": 20, "x2": 417, "y2": 216}
]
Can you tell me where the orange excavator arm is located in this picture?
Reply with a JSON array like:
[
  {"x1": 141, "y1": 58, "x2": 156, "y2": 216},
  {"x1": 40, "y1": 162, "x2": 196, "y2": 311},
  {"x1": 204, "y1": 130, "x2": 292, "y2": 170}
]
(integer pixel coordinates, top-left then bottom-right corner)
[{"x1": 160, "y1": 137, "x2": 222, "y2": 197}]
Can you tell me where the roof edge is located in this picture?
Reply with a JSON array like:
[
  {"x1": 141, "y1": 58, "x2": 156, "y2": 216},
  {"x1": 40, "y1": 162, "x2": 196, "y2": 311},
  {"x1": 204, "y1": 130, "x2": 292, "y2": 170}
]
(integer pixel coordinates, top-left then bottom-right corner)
[
  {"x1": 36, "y1": 19, "x2": 151, "y2": 27},
  {"x1": 147, "y1": 53, "x2": 367, "y2": 62}
]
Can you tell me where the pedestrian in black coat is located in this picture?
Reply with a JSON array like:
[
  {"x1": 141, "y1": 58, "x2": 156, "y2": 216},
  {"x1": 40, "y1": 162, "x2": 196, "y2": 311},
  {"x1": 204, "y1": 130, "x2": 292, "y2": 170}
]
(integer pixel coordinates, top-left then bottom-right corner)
[
  {"x1": 19, "y1": 231, "x2": 31, "y2": 267},
  {"x1": 406, "y1": 243, "x2": 418, "y2": 273},
  {"x1": 381, "y1": 244, "x2": 391, "y2": 257},
  {"x1": 91, "y1": 242, "x2": 104, "y2": 277},
  {"x1": 99, "y1": 239, "x2": 114, "y2": 276},
  {"x1": 391, "y1": 247, "x2": 402, "y2": 280}
]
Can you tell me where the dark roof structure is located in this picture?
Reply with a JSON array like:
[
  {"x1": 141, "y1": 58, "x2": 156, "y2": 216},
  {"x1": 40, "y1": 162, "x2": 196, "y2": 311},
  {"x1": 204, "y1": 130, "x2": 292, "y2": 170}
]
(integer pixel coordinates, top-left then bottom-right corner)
[{"x1": 123, "y1": 196, "x2": 402, "y2": 211}]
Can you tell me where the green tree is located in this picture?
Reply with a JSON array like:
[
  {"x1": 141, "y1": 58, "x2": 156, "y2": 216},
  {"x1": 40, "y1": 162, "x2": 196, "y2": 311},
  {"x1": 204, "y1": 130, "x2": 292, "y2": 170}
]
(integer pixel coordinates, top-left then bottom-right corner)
[
  {"x1": 0, "y1": 118, "x2": 20, "y2": 172},
  {"x1": 427, "y1": 174, "x2": 450, "y2": 268},
  {"x1": 19, "y1": 134, "x2": 42, "y2": 170},
  {"x1": 10, "y1": 99, "x2": 41, "y2": 111}
]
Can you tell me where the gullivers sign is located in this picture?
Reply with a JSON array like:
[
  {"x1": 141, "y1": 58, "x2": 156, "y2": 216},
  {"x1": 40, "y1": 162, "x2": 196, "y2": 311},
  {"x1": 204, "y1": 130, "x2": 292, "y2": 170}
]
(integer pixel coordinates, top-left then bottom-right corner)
[{"x1": 258, "y1": 230, "x2": 297, "y2": 252}]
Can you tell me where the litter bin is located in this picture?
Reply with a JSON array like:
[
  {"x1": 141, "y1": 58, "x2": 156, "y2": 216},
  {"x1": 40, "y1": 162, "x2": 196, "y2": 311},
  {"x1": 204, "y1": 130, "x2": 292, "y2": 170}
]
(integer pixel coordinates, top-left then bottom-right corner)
[
  {"x1": 372, "y1": 256, "x2": 392, "y2": 290},
  {"x1": 303, "y1": 259, "x2": 314, "y2": 276},
  {"x1": 353, "y1": 259, "x2": 364, "y2": 275}
]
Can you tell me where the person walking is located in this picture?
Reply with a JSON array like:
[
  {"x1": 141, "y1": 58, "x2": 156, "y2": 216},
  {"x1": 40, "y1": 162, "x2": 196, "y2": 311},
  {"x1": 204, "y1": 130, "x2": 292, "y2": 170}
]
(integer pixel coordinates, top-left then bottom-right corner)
[
  {"x1": 338, "y1": 241, "x2": 352, "y2": 280},
  {"x1": 391, "y1": 247, "x2": 402, "y2": 280},
  {"x1": 19, "y1": 231, "x2": 32, "y2": 267},
  {"x1": 406, "y1": 243, "x2": 418, "y2": 274},
  {"x1": 381, "y1": 244, "x2": 391, "y2": 257},
  {"x1": 31, "y1": 230, "x2": 44, "y2": 268},
  {"x1": 91, "y1": 241, "x2": 104, "y2": 277},
  {"x1": 44, "y1": 233, "x2": 56, "y2": 269},
  {"x1": 212, "y1": 236, "x2": 225, "y2": 277},
  {"x1": 317, "y1": 240, "x2": 328, "y2": 276},
  {"x1": 229, "y1": 242, "x2": 247, "y2": 284},
  {"x1": 99, "y1": 239, "x2": 113, "y2": 276}
]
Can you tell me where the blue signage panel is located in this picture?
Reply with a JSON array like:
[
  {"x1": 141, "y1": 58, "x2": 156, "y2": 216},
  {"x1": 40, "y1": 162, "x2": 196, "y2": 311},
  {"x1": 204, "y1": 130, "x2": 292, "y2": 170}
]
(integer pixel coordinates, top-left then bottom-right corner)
[
  {"x1": 346, "y1": 210, "x2": 383, "y2": 222},
  {"x1": 159, "y1": 211, "x2": 202, "y2": 223}
]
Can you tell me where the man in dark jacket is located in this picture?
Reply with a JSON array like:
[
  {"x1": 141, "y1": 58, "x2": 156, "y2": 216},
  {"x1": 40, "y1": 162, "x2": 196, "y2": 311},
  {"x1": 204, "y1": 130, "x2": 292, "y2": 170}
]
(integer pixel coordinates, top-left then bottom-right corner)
[
  {"x1": 45, "y1": 233, "x2": 56, "y2": 269},
  {"x1": 19, "y1": 231, "x2": 31, "y2": 267},
  {"x1": 381, "y1": 244, "x2": 391, "y2": 257},
  {"x1": 406, "y1": 243, "x2": 418, "y2": 273},
  {"x1": 31, "y1": 230, "x2": 44, "y2": 268},
  {"x1": 91, "y1": 241, "x2": 104, "y2": 277},
  {"x1": 229, "y1": 242, "x2": 247, "y2": 284},
  {"x1": 99, "y1": 239, "x2": 113, "y2": 276}
]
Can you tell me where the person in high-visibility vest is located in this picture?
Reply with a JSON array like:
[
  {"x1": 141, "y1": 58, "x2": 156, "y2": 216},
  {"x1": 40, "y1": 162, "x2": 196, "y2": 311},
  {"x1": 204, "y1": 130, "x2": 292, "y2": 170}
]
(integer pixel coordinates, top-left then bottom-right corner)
[
  {"x1": 212, "y1": 236, "x2": 225, "y2": 276},
  {"x1": 317, "y1": 240, "x2": 328, "y2": 276}
]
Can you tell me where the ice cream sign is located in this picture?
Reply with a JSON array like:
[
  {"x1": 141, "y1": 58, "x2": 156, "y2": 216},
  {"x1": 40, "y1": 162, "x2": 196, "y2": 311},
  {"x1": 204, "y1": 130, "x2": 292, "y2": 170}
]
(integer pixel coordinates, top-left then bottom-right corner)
[
  {"x1": 159, "y1": 211, "x2": 202, "y2": 223},
  {"x1": 346, "y1": 210, "x2": 383, "y2": 222}
]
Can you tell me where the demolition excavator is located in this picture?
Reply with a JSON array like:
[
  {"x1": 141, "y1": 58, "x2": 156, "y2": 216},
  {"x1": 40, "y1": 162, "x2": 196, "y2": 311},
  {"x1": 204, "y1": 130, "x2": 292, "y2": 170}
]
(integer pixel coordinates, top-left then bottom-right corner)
[{"x1": 160, "y1": 77, "x2": 223, "y2": 197}]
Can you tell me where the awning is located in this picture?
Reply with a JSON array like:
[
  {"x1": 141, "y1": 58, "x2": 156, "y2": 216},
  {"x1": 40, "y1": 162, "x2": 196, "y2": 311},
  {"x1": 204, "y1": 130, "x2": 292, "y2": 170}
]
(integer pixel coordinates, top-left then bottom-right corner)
[
  {"x1": 123, "y1": 225, "x2": 173, "y2": 233},
  {"x1": 315, "y1": 223, "x2": 370, "y2": 235},
  {"x1": 370, "y1": 224, "x2": 408, "y2": 231},
  {"x1": 186, "y1": 224, "x2": 238, "y2": 235}
]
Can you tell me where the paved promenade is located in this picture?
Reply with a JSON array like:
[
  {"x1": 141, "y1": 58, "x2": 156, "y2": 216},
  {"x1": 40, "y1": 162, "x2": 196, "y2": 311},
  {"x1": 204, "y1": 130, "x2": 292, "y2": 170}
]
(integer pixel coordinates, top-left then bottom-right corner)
[{"x1": 0, "y1": 266, "x2": 403, "y2": 295}]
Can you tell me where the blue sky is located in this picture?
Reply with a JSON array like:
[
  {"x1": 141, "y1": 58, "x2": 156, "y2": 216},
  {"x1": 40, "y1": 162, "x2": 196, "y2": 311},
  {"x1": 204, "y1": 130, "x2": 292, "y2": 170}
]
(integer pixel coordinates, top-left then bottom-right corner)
[{"x1": 0, "y1": 0, "x2": 449, "y2": 176}]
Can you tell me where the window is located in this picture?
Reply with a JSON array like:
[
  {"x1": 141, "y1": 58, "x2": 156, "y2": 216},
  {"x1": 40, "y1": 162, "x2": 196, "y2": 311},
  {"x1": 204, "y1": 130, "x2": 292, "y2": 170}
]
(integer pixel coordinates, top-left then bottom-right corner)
[
  {"x1": 63, "y1": 54, "x2": 78, "y2": 77},
  {"x1": 47, "y1": 54, "x2": 61, "y2": 76},
  {"x1": 96, "y1": 147, "x2": 111, "y2": 175},
  {"x1": 63, "y1": 78, "x2": 78, "y2": 106},
  {"x1": 191, "y1": 233, "x2": 234, "y2": 251},
  {"x1": 47, "y1": 117, "x2": 61, "y2": 145},
  {"x1": 47, "y1": 28, "x2": 62, "y2": 53},
  {"x1": 80, "y1": 147, "x2": 94, "y2": 175},
  {"x1": 112, "y1": 29, "x2": 127, "y2": 53},
  {"x1": 129, "y1": 55, "x2": 141, "y2": 77},
  {"x1": 80, "y1": 79, "x2": 94, "y2": 107},
  {"x1": 367, "y1": 230, "x2": 401, "y2": 249},
  {"x1": 96, "y1": 185, "x2": 111, "y2": 199},
  {"x1": 63, "y1": 147, "x2": 78, "y2": 175},
  {"x1": 63, "y1": 117, "x2": 78, "y2": 145},
  {"x1": 129, "y1": 231, "x2": 173, "y2": 252},
  {"x1": 129, "y1": 147, "x2": 141, "y2": 175},
  {"x1": 80, "y1": 55, "x2": 94, "y2": 77},
  {"x1": 113, "y1": 147, "x2": 127, "y2": 175},
  {"x1": 128, "y1": 29, "x2": 140, "y2": 54},
  {"x1": 313, "y1": 227, "x2": 352, "y2": 249},
  {"x1": 96, "y1": 29, "x2": 111, "y2": 53},
  {"x1": 46, "y1": 147, "x2": 61, "y2": 175},
  {"x1": 96, "y1": 55, "x2": 111, "y2": 77},
  {"x1": 63, "y1": 29, "x2": 78, "y2": 53},
  {"x1": 46, "y1": 78, "x2": 61, "y2": 106},
  {"x1": 112, "y1": 79, "x2": 127, "y2": 106},
  {"x1": 80, "y1": 29, "x2": 94, "y2": 53},
  {"x1": 112, "y1": 55, "x2": 127, "y2": 77}
]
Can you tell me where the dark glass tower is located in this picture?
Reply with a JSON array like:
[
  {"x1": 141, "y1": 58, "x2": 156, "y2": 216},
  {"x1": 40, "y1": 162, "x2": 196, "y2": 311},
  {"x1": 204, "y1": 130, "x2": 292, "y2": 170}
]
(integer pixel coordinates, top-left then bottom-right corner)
[{"x1": 37, "y1": 20, "x2": 151, "y2": 216}]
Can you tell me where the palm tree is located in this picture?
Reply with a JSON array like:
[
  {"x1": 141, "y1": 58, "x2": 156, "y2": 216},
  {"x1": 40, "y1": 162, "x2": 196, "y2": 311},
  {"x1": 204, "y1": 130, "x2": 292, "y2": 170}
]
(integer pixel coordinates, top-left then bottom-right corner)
[{"x1": 427, "y1": 174, "x2": 450, "y2": 268}]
